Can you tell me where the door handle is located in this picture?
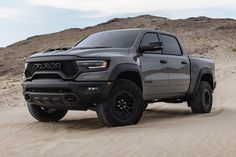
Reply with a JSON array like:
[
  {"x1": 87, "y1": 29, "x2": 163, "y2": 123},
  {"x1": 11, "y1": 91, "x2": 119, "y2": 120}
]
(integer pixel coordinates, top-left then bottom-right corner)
[
  {"x1": 181, "y1": 61, "x2": 188, "y2": 65},
  {"x1": 160, "y1": 60, "x2": 168, "y2": 64},
  {"x1": 144, "y1": 81, "x2": 153, "y2": 83}
]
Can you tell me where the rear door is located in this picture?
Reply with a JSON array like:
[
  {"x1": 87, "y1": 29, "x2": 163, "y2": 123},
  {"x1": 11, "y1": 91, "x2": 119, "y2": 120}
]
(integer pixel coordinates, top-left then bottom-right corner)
[
  {"x1": 139, "y1": 33, "x2": 169, "y2": 99},
  {"x1": 159, "y1": 34, "x2": 190, "y2": 96}
]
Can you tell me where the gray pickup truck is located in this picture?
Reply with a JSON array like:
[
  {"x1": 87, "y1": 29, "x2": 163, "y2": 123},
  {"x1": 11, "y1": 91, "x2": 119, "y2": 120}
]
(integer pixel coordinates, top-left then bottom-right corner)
[{"x1": 22, "y1": 29, "x2": 216, "y2": 126}]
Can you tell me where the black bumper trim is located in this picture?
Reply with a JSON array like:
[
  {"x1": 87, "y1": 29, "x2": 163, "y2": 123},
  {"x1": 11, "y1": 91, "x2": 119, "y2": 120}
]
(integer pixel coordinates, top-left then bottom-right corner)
[{"x1": 22, "y1": 79, "x2": 113, "y2": 109}]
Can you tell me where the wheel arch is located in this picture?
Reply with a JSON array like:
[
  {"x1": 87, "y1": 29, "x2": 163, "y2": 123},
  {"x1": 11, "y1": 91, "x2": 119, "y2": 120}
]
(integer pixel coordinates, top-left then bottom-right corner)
[
  {"x1": 109, "y1": 64, "x2": 143, "y2": 92},
  {"x1": 190, "y1": 67, "x2": 213, "y2": 96},
  {"x1": 201, "y1": 73, "x2": 214, "y2": 90}
]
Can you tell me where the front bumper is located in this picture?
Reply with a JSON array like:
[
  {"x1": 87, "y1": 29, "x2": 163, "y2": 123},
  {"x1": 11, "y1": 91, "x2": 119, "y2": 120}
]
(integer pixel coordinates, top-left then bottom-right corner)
[{"x1": 22, "y1": 79, "x2": 113, "y2": 110}]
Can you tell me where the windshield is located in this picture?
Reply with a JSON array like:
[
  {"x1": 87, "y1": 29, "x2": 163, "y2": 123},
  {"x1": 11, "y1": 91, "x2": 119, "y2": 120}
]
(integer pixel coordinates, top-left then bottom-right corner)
[{"x1": 75, "y1": 30, "x2": 140, "y2": 49}]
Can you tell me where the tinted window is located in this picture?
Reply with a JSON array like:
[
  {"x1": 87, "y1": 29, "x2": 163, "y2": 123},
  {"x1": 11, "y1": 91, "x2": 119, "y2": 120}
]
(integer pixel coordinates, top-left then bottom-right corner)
[
  {"x1": 160, "y1": 34, "x2": 182, "y2": 55},
  {"x1": 76, "y1": 30, "x2": 139, "y2": 48},
  {"x1": 140, "y1": 33, "x2": 161, "y2": 53}
]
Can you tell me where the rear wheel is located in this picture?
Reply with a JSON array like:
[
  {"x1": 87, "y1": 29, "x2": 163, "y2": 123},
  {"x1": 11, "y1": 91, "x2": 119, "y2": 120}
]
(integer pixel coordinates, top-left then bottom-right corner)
[
  {"x1": 96, "y1": 79, "x2": 144, "y2": 126},
  {"x1": 187, "y1": 81, "x2": 213, "y2": 113},
  {"x1": 27, "y1": 103, "x2": 68, "y2": 122}
]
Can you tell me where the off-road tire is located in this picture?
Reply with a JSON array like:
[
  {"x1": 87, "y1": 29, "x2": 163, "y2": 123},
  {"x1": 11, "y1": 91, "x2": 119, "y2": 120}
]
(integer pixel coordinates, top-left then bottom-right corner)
[
  {"x1": 187, "y1": 81, "x2": 213, "y2": 113},
  {"x1": 96, "y1": 79, "x2": 144, "y2": 127}
]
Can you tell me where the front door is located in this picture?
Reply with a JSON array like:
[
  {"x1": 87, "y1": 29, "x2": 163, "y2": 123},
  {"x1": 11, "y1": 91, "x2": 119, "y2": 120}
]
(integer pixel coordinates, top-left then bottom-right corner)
[{"x1": 139, "y1": 33, "x2": 169, "y2": 100}]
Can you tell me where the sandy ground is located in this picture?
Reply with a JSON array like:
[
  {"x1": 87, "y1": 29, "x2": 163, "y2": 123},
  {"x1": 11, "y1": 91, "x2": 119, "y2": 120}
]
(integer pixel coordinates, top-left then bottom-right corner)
[{"x1": 0, "y1": 59, "x2": 236, "y2": 157}]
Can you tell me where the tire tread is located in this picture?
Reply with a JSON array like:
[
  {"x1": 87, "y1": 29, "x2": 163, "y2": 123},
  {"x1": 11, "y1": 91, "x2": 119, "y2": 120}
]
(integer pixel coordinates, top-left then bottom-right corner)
[{"x1": 96, "y1": 79, "x2": 143, "y2": 126}]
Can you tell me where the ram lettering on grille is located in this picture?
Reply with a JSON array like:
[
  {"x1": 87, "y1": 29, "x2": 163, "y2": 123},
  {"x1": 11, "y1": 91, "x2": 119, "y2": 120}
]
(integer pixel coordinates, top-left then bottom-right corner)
[{"x1": 33, "y1": 63, "x2": 62, "y2": 70}]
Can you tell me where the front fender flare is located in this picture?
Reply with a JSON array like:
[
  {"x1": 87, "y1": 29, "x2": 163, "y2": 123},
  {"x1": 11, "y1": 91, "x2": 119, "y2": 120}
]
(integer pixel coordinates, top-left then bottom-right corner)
[{"x1": 108, "y1": 63, "x2": 142, "y2": 81}]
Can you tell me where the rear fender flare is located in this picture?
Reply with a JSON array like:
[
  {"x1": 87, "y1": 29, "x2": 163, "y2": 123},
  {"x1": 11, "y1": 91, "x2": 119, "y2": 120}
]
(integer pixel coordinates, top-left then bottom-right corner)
[{"x1": 190, "y1": 67, "x2": 212, "y2": 96}]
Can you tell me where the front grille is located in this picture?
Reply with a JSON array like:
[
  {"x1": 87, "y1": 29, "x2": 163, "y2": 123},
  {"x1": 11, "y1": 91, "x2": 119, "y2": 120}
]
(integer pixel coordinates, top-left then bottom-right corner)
[
  {"x1": 25, "y1": 61, "x2": 78, "y2": 78},
  {"x1": 32, "y1": 74, "x2": 62, "y2": 79}
]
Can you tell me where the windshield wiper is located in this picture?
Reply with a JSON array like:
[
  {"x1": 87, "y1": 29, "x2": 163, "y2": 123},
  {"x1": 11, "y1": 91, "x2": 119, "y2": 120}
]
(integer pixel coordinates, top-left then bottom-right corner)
[{"x1": 76, "y1": 46, "x2": 112, "y2": 49}]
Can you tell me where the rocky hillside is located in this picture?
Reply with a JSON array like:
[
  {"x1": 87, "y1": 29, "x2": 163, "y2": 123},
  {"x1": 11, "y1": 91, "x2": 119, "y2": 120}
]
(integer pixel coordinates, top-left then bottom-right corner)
[{"x1": 0, "y1": 15, "x2": 235, "y2": 78}]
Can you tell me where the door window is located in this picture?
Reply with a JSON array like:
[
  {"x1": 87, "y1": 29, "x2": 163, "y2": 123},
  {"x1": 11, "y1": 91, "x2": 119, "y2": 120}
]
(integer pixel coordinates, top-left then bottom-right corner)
[
  {"x1": 140, "y1": 33, "x2": 162, "y2": 54},
  {"x1": 160, "y1": 34, "x2": 182, "y2": 55}
]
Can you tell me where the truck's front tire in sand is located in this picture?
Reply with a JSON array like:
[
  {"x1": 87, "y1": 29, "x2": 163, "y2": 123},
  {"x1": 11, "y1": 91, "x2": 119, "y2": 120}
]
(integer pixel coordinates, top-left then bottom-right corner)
[{"x1": 96, "y1": 79, "x2": 144, "y2": 127}]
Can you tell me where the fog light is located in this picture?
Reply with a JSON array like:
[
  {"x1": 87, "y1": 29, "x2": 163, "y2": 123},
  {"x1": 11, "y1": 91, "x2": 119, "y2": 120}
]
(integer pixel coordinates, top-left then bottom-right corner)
[
  {"x1": 24, "y1": 94, "x2": 30, "y2": 101},
  {"x1": 65, "y1": 95, "x2": 77, "y2": 102},
  {"x1": 87, "y1": 87, "x2": 99, "y2": 91}
]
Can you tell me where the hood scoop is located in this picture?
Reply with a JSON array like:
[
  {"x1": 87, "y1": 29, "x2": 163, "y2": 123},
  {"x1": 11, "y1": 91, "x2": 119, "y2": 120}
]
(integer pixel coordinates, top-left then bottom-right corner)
[{"x1": 43, "y1": 47, "x2": 71, "y2": 53}]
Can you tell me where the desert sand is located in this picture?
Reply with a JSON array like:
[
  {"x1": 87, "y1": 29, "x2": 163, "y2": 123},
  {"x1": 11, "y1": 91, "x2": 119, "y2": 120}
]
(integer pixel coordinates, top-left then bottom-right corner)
[
  {"x1": 0, "y1": 58, "x2": 235, "y2": 157},
  {"x1": 0, "y1": 15, "x2": 235, "y2": 157}
]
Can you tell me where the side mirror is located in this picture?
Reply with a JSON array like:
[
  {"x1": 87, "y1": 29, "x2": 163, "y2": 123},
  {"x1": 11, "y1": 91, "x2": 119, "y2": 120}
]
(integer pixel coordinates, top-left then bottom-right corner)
[{"x1": 139, "y1": 42, "x2": 163, "y2": 52}]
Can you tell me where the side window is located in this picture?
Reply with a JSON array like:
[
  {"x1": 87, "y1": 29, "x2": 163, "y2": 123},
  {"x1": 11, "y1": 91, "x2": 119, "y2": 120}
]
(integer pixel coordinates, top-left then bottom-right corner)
[
  {"x1": 160, "y1": 34, "x2": 182, "y2": 55},
  {"x1": 140, "y1": 33, "x2": 161, "y2": 53}
]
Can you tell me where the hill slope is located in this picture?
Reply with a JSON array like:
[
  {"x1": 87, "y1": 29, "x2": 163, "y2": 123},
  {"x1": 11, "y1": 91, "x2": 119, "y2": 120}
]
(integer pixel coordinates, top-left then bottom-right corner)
[{"x1": 0, "y1": 15, "x2": 235, "y2": 78}]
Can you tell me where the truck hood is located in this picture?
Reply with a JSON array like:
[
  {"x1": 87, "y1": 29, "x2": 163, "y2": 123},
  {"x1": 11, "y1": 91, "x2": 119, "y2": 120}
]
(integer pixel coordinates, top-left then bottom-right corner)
[{"x1": 30, "y1": 47, "x2": 130, "y2": 58}]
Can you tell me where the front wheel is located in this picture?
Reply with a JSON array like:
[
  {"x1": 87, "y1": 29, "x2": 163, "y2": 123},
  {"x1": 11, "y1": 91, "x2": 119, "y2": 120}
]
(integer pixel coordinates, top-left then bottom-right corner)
[
  {"x1": 27, "y1": 103, "x2": 68, "y2": 122},
  {"x1": 187, "y1": 81, "x2": 213, "y2": 113},
  {"x1": 96, "y1": 79, "x2": 144, "y2": 127}
]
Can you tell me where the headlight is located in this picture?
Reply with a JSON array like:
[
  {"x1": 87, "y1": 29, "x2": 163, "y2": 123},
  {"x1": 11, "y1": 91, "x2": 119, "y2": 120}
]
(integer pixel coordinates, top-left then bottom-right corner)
[
  {"x1": 24, "y1": 63, "x2": 28, "y2": 70},
  {"x1": 76, "y1": 60, "x2": 109, "y2": 72},
  {"x1": 22, "y1": 63, "x2": 28, "y2": 81}
]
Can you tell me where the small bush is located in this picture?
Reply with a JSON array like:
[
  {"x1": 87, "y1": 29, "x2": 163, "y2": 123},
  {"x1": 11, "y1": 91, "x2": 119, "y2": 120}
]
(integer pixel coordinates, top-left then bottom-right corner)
[{"x1": 137, "y1": 24, "x2": 145, "y2": 28}]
